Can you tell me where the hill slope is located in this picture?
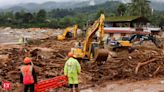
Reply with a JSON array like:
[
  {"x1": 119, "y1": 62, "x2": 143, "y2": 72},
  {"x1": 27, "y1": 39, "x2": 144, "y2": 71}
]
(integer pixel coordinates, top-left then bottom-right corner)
[{"x1": 0, "y1": 0, "x2": 163, "y2": 12}]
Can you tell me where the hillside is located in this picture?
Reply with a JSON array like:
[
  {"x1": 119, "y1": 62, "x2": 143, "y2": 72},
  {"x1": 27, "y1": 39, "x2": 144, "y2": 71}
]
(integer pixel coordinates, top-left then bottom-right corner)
[
  {"x1": 0, "y1": 0, "x2": 163, "y2": 12},
  {"x1": 0, "y1": 1, "x2": 91, "y2": 12},
  {"x1": 74, "y1": 1, "x2": 121, "y2": 14}
]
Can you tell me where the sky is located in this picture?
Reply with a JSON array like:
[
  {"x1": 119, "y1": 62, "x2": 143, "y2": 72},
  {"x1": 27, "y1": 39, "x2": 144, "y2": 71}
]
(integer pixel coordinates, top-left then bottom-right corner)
[
  {"x1": 0, "y1": 0, "x2": 86, "y2": 7},
  {"x1": 0, "y1": 0, "x2": 163, "y2": 7}
]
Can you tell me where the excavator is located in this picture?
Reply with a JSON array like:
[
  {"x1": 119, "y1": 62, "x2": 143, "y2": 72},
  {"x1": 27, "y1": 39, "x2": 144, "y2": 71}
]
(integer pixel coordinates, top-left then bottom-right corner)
[
  {"x1": 57, "y1": 25, "x2": 78, "y2": 40},
  {"x1": 70, "y1": 14, "x2": 109, "y2": 62},
  {"x1": 111, "y1": 34, "x2": 162, "y2": 51}
]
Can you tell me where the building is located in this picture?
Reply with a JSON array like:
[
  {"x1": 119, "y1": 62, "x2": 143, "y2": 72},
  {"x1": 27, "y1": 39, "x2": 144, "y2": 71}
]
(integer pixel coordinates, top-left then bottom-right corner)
[
  {"x1": 105, "y1": 16, "x2": 149, "y2": 27},
  {"x1": 104, "y1": 27, "x2": 150, "y2": 40},
  {"x1": 104, "y1": 16, "x2": 160, "y2": 39}
]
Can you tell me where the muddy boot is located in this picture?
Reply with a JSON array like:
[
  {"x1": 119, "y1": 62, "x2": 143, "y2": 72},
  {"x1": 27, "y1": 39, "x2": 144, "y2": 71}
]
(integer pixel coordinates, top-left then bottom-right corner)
[{"x1": 75, "y1": 88, "x2": 80, "y2": 92}]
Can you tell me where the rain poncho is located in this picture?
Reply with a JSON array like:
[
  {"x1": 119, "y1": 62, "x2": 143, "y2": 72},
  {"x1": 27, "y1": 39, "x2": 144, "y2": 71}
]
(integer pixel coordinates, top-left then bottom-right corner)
[{"x1": 64, "y1": 57, "x2": 81, "y2": 84}]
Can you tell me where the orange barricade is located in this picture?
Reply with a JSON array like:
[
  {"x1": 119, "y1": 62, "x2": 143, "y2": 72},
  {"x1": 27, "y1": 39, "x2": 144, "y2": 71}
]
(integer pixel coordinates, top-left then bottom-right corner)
[{"x1": 35, "y1": 75, "x2": 68, "y2": 92}]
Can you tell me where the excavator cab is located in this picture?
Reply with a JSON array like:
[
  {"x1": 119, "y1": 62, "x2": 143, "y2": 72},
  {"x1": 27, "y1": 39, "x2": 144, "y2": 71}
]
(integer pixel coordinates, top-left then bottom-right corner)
[
  {"x1": 57, "y1": 25, "x2": 78, "y2": 40},
  {"x1": 65, "y1": 32, "x2": 73, "y2": 38}
]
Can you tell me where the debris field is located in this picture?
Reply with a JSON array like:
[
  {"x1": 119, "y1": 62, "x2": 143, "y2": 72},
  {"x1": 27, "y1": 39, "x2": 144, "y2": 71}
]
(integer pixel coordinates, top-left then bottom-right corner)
[{"x1": 0, "y1": 36, "x2": 164, "y2": 91}]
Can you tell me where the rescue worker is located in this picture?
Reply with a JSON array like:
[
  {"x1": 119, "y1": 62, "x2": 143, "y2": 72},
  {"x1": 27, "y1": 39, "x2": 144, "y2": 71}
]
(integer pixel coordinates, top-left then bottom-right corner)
[
  {"x1": 64, "y1": 52, "x2": 81, "y2": 92},
  {"x1": 20, "y1": 57, "x2": 37, "y2": 92}
]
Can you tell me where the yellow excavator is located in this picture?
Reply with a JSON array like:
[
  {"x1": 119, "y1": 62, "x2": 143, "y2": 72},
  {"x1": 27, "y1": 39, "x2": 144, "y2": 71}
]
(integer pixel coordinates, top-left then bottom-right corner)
[
  {"x1": 71, "y1": 14, "x2": 109, "y2": 62},
  {"x1": 111, "y1": 34, "x2": 162, "y2": 52},
  {"x1": 57, "y1": 25, "x2": 78, "y2": 40}
]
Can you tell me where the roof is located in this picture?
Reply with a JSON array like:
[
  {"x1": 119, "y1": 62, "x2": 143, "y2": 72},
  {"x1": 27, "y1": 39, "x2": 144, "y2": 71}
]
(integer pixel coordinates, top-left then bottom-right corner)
[
  {"x1": 105, "y1": 16, "x2": 147, "y2": 22},
  {"x1": 104, "y1": 28, "x2": 150, "y2": 35},
  {"x1": 105, "y1": 30, "x2": 132, "y2": 34}
]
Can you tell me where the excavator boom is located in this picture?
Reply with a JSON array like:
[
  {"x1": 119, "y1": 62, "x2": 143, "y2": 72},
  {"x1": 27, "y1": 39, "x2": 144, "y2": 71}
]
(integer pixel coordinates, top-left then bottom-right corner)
[{"x1": 84, "y1": 14, "x2": 105, "y2": 54}]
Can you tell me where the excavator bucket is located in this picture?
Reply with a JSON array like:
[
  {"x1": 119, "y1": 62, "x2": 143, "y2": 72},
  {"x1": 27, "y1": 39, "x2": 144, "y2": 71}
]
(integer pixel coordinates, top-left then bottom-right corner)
[
  {"x1": 94, "y1": 48, "x2": 108, "y2": 62},
  {"x1": 152, "y1": 37, "x2": 163, "y2": 48}
]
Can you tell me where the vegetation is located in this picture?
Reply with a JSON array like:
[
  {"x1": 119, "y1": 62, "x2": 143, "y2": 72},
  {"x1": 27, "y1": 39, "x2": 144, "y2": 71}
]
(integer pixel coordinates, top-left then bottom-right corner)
[
  {"x1": 0, "y1": 0, "x2": 163, "y2": 29},
  {"x1": 128, "y1": 0, "x2": 151, "y2": 17},
  {"x1": 117, "y1": 3, "x2": 127, "y2": 16}
]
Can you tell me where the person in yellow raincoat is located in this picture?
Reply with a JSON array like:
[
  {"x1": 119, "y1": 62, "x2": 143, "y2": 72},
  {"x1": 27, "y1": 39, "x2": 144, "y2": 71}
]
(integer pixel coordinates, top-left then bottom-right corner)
[{"x1": 64, "y1": 52, "x2": 81, "y2": 92}]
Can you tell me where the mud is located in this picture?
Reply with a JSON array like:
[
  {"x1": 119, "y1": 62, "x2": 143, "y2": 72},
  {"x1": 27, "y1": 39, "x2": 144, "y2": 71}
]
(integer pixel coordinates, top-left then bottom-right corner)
[
  {"x1": 0, "y1": 38, "x2": 75, "y2": 91},
  {"x1": 81, "y1": 78, "x2": 164, "y2": 92},
  {"x1": 0, "y1": 28, "x2": 164, "y2": 91},
  {"x1": 81, "y1": 46, "x2": 164, "y2": 84}
]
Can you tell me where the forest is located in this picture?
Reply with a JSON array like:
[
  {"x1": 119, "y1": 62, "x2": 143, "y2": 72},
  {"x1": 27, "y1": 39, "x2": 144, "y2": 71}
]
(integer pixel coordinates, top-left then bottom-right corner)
[{"x1": 0, "y1": 0, "x2": 163, "y2": 28}]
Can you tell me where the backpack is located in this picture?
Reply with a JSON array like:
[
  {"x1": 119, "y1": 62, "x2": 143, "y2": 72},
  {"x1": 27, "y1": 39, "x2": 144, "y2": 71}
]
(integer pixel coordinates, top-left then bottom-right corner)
[{"x1": 21, "y1": 65, "x2": 34, "y2": 85}]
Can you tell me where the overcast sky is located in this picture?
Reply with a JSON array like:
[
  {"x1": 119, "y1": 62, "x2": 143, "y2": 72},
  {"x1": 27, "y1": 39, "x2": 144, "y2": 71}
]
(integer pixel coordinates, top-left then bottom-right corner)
[
  {"x1": 0, "y1": 0, "x2": 87, "y2": 7},
  {"x1": 0, "y1": 0, "x2": 163, "y2": 7}
]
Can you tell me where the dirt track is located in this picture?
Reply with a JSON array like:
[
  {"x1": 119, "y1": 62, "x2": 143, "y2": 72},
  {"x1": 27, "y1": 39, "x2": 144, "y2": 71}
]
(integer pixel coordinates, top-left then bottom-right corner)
[{"x1": 0, "y1": 30, "x2": 164, "y2": 91}]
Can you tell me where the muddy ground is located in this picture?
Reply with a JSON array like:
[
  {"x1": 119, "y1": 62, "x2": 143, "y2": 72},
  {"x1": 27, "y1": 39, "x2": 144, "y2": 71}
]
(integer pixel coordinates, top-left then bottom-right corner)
[
  {"x1": 81, "y1": 78, "x2": 164, "y2": 92},
  {"x1": 0, "y1": 28, "x2": 164, "y2": 92}
]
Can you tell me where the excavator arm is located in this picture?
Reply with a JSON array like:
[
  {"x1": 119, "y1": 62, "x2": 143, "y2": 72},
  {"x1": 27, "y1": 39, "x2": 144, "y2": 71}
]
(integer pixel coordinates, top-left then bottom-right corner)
[
  {"x1": 73, "y1": 25, "x2": 78, "y2": 39},
  {"x1": 146, "y1": 34, "x2": 162, "y2": 48},
  {"x1": 83, "y1": 14, "x2": 105, "y2": 55}
]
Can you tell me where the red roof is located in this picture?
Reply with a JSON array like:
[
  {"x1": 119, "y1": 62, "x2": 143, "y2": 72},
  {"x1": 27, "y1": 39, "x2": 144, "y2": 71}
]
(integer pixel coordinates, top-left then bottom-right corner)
[
  {"x1": 104, "y1": 29, "x2": 150, "y2": 35},
  {"x1": 105, "y1": 30, "x2": 132, "y2": 33}
]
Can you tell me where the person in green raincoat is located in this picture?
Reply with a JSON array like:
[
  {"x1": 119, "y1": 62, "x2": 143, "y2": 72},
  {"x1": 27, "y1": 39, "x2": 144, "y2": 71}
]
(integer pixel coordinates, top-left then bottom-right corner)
[{"x1": 64, "y1": 52, "x2": 81, "y2": 92}]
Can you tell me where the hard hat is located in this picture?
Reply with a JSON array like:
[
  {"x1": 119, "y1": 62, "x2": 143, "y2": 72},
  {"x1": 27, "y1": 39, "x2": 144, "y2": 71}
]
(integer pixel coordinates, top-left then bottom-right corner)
[
  {"x1": 23, "y1": 57, "x2": 32, "y2": 64},
  {"x1": 68, "y1": 52, "x2": 74, "y2": 57}
]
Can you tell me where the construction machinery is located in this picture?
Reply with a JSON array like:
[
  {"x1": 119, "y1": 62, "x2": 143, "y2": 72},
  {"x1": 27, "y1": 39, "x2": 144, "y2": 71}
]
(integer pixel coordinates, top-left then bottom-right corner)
[
  {"x1": 71, "y1": 14, "x2": 108, "y2": 62},
  {"x1": 57, "y1": 25, "x2": 78, "y2": 40},
  {"x1": 111, "y1": 34, "x2": 162, "y2": 51}
]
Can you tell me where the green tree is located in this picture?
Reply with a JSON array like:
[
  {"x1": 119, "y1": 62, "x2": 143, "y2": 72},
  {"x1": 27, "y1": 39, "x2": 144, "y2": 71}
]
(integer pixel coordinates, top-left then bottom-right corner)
[
  {"x1": 117, "y1": 4, "x2": 127, "y2": 16},
  {"x1": 3, "y1": 12, "x2": 14, "y2": 24},
  {"x1": 37, "y1": 9, "x2": 47, "y2": 22},
  {"x1": 128, "y1": 0, "x2": 151, "y2": 17},
  {"x1": 15, "y1": 12, "x2": 22, "y2": 20},
  {"x1": 23, "y1": 13, "x2": 34, "y2": 23}
]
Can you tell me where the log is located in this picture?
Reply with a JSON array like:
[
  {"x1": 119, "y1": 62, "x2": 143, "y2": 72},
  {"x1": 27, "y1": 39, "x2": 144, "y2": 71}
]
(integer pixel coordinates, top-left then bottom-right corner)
[
  {"x1": 135, "y1": 58, "x2": 157, "y2": 74},
  {"x1": 153, "y1": 66, "x2": 161, "y2": 75},
  {"x1": 57, "y1": 53, "x2": 66, "y2": 59},
  {"x1": 48, "y1": 63, "x2": 61, "y2": 68}
]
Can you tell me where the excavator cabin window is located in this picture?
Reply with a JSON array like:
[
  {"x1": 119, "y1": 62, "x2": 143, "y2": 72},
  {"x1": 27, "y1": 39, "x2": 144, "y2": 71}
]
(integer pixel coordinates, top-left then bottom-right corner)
[{"x1": 66, "y1": 32, "x2": 73, "y2": 38}]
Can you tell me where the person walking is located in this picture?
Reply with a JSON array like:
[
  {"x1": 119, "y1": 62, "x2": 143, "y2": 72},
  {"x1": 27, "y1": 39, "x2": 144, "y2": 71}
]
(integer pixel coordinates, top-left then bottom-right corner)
[
  {"x1": 20, "y1": 57, "x2": 37, "y2": 92},
  {"x1": 64, "y1": 52, "x2": 81, "y2": 92}
]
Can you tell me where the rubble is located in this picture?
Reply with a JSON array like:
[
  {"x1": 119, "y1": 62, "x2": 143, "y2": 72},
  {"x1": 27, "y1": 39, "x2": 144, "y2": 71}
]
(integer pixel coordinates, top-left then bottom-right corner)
[
  {"x1": 83, "y1": 46, "x2": 164, "y2": 83},
  {"x1": 0, "y1": 38, "x2": 75, "y2": 91},
  {"x1": 0, "y1": 30, "x2": 163, "y2": 91}
]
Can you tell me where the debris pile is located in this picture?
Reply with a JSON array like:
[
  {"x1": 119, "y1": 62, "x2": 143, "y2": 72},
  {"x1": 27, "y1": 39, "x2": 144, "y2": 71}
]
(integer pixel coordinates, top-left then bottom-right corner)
[
  {"x1": 0, "y1": 39, "x2": 75, "y2": 91},
  {"x1": 83, "y1": 47, "x2": 164, "y2": 83},
  {"x1": 0, "y1": 38, "x2": 164, "y2": 91}
]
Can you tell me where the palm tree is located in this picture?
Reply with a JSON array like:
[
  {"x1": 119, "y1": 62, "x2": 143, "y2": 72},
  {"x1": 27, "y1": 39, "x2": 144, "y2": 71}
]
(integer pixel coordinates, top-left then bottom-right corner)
[{"x1": 128, "y1": 0, "x2": 151, "y2": 17}]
